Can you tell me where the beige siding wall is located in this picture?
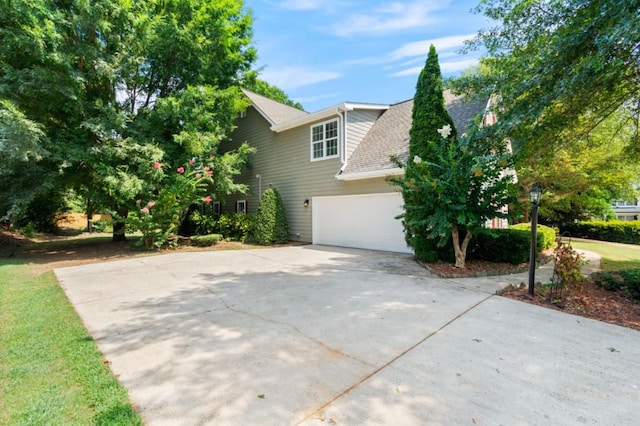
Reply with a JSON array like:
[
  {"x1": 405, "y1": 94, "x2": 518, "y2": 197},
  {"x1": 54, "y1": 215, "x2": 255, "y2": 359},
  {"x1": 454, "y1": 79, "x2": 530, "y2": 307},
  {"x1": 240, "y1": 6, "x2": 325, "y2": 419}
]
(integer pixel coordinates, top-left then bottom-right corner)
[
  {"x1": 345, "y1": 110, "x2": 382, "y2": 160},
  {"x1": 218, "y1": 106, "x2": 397, "y2": 243}
]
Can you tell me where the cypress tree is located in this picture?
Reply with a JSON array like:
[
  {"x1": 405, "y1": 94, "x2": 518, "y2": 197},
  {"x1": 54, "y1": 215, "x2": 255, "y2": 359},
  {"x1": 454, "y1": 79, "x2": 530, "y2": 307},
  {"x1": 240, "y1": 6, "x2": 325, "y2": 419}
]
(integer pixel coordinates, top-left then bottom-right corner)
[{"x1": 399, "y1": 45, "x2": 457, "y2": 261}]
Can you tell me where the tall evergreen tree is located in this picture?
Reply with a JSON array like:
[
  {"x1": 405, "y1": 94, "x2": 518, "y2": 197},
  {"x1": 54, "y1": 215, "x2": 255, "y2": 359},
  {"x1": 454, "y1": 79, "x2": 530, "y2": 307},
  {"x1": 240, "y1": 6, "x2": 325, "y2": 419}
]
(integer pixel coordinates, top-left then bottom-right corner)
[
  {"x1": 396, "y1": 45, "x2": 457, "y2": 262},
  {"x1": 394, "y1": 45, "x2": 513, "y2": 267}
]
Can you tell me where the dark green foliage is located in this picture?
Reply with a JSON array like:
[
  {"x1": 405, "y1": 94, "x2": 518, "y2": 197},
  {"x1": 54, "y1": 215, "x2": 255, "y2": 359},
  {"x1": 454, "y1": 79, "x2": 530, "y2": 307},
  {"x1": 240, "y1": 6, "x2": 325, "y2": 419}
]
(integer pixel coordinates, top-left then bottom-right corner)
[
  {"x1": 592, "y1": 269, "x2": 640, "y2": 300},
  {"x1": 217, "y1": 212, "x2": 253, "y2": 241},
  {"x1": 0, "y1": 0, "x2": 256, "y2": 239},
  {"x1": 593, "y1": 272, "x2": 626, "y2": 292},
  {"x1": 253, "y1": 188, "x2": 289, "y2": 245},
  {"x1": 465, "y1": 224, "x2": 556, "y2": 265},
  {"x1": 471, "y1": 228, "x2": 532, "y2": 264},
  {"x1": 190, "y1": 234, "x2": 222, "y2": 247},
  {"x1": 560, "y1": 221, "x2": 640, "y2": 244},
  {"x1": 623, "y1": 270, "x2": 640, "y2": 300},
  {"x1": 453, "y1": 0, "x2": 640, "y2": 157},
  {"x1": 412, "y1": 238, "x2": 440, "y2": 263},
  {"x1": 511, "y1": 223, "x2": 557, "y2": 250},
  {"x1": 409, "y1": 45, "x2": 457, "y2": 159},
  {"x1": 181, "y1": 209, "x2": 218, "y2": 237},
  {"x1": 394, "y1": 45, "x2": 457, "y2": 261}
]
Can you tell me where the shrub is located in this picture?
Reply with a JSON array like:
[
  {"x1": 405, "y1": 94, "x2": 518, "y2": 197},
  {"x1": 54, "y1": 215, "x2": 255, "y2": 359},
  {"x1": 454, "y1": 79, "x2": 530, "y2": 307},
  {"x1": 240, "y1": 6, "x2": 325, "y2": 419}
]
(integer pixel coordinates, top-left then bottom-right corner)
[
  {"x1": 592, "y1": 268, "x2": 640, "y2": 301},
  {"x1": 413, "y1": 236, "x2": 440, "y2": 263},
  {"x1": 593, "y1": 271, "x2": 626, "y2": 291},
  {"x1": 560, "y1": 221, "x2": 640, "y2": 244},
  {"x1": 621, "y1": 269, "x2": 640, "y2": 300},
  {"x1": 552, "y1": 241, "x2": 585, "y2": 287},
  {"x1": 253, "y1": 188, "x2": 289, "y2": 245},
  {"x1": 510, "y1": 223, "x2": 557, "y2": 250},
  {"x1": 181, "y1": 209, "x2": 218, "y2": 236},
  {"x1": 472, "y1": 228, "x2": 532, "y2": 264},
  {"x1": 190, "y1": 234, "x2": 222, "y2": 247},
  {"x1": 218, "y1": 212, "x2": 253, "y2": 241}
]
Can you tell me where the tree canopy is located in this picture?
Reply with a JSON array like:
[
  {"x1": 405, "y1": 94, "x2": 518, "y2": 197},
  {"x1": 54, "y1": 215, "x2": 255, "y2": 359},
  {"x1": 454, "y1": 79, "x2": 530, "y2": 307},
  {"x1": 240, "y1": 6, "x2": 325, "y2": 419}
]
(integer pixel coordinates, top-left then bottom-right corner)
[
  {"x1": 452, "y1": 0, "x2": 640, "y2": 157},
  {"x1": 0, "y1": 0, "x2": 258, "y2": 239}
]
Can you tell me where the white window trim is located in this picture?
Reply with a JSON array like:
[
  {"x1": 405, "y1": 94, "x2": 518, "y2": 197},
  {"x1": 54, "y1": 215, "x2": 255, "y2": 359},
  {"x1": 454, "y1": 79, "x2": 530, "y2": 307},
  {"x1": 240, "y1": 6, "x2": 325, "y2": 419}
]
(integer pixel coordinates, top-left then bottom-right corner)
[
  {"x1": 236, "y1": 200, "x2": 247, "y2": 214},
  {"x1": 212, "y1": 201, "x2": 221, "y2": 215},
  {"x1": 310, "y1": 118, "x2": 340, "y2": 162}
]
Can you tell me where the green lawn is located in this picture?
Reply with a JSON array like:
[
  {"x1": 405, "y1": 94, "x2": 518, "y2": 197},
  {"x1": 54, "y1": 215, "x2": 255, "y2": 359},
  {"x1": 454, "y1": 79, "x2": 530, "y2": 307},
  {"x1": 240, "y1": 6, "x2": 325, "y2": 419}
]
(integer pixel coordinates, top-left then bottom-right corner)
[
  {"x1": 570, "y1": 239, "x2": 640, "y2": 271},
  {"x1": 0, "y1": 260, "x2": 142, "y2": 425}
]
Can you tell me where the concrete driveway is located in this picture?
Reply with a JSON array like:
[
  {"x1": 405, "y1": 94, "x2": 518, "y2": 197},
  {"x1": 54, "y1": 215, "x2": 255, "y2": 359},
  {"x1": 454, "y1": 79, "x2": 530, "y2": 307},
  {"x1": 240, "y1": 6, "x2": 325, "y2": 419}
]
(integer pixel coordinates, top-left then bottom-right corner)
[{"x1": 55, "y1": 245, "x2": 639, "y2": 425}]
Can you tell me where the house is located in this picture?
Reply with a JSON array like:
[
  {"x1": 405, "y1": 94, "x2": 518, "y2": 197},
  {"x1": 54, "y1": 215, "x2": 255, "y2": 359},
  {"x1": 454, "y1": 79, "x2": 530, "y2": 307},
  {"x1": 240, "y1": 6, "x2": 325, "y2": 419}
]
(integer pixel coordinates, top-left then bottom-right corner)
[
  {"x1": 611, "y1": 198, "x2": 640, "y2": 221},
  {"x1": 217, "y1": 89, "x2": 492, "y2": 253}
]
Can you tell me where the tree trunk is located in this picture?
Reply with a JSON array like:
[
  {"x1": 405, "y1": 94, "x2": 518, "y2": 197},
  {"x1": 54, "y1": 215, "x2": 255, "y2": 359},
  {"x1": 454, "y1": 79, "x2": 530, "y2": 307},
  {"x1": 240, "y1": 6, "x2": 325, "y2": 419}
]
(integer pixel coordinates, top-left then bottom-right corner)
[
  {"x1": 451, "y1": 224, "x2": 473, "y2": 268},
  {"x1": 112, "y1": 208, "x2": 128, "y2": 242}
]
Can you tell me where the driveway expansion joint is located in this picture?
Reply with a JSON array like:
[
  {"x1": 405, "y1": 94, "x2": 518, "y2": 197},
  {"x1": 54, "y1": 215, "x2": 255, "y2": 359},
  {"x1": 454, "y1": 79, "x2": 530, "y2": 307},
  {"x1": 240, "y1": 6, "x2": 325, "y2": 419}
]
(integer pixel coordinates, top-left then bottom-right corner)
[{"x1": 297, "y1": 293, "x2": 496, "y2": 424}]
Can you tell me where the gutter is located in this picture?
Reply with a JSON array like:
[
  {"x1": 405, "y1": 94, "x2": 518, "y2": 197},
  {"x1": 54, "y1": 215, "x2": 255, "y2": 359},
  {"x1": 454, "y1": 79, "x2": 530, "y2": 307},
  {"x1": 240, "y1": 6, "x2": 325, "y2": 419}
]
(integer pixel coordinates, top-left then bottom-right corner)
[
  {"x1": 335, "y1": 167, "x2": 404, "y2": 181},
  {"x1": 271, "y1": 103, "x2": 352, "y2": 133}
]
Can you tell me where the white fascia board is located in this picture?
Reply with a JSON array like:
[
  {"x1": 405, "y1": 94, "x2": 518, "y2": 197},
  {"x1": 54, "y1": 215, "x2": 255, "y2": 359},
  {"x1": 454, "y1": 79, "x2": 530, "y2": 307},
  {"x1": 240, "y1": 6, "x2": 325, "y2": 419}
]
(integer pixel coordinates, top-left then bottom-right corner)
[
  {"x1": 271, "y1": 102, "x2": 389, "y2": 133},
  {"x1": 335, "y1": 167, "x2": 404, "y2": 181}
]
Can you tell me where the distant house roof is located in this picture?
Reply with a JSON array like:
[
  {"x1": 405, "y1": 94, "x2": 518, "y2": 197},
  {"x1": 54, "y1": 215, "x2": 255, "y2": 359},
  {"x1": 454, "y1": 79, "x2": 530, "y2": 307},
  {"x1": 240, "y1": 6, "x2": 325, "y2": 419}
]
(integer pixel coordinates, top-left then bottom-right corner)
[
  {"x1": 241, "y1": 88, "x2": 309, "y2": 126},
  {"x1": 338, "y1": 90, "x2": 489, "y2": 180}
]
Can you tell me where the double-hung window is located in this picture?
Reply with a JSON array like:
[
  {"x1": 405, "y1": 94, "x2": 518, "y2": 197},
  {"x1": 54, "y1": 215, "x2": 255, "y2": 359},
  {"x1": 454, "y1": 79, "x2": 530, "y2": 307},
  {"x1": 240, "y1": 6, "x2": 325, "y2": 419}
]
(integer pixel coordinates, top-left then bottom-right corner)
[{"x1": 310, "y1": 119, "x2": 339, "y2": 161}]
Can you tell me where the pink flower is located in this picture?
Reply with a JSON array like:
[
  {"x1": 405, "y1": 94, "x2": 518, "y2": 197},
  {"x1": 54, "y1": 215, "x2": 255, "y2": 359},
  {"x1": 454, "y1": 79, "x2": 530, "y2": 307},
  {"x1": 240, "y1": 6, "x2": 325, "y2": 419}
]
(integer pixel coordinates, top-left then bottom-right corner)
[
  {"x1": 141, "y1": 207, "x2": 150, "y2": 214},
  {"x1": 136, "y1": 199, "x2": 141, "y2": 205},
  {"x1": 189, "y1": 158, "x2": 195, "y2": 165},
  {"x1": 147, "y1": 201, "x2": 155, "y2": 208},
  {"x1": 177, "y1": 167, "x2": 185, "y2": 174},
  {"x1": 203, "y1": 196, "x2": 212, "y2": 204},
  {"x1": 206, "y1": 169, "x2": 213, "y2": 176},
  {"x1": 196, "y1": 173, "x2": 202, "y2": 179},
  {"x1": 153, "y1": 161, "x2": 161, "y2": 169}
]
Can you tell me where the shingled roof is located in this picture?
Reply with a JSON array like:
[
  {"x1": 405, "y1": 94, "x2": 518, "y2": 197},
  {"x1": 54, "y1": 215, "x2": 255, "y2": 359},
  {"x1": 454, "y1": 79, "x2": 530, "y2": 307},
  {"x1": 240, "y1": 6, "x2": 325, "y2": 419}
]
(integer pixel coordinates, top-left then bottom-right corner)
[
  {"x1": 241, "y1": 88, "x2": 309, "y2": 126},
  {"x1": 339, "y1": 90, "x2": 488, "y2": 178}
]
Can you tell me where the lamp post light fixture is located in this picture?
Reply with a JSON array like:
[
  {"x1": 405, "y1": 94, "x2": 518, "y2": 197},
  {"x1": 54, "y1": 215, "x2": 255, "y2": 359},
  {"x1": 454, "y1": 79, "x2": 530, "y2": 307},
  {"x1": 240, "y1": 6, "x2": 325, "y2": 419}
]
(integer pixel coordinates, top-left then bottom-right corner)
[{"x1": 528, "y1": 184, "x2": 542, "y2": 296}]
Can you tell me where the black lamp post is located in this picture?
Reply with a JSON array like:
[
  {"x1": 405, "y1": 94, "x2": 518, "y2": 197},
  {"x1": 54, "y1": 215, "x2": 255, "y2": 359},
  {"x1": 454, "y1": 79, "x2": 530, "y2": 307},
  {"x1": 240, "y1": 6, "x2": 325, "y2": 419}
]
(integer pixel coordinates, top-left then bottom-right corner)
[{"x1": 528, "y1": 184, "x2": 542, "y2": 296}]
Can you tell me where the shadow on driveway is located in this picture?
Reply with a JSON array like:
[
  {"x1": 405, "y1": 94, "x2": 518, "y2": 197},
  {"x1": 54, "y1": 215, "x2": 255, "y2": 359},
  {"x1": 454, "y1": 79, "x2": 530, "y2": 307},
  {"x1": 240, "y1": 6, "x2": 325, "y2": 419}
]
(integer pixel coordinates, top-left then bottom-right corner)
[{"x1": 55, "y1": 246, "x2": 639, "y2": 425}]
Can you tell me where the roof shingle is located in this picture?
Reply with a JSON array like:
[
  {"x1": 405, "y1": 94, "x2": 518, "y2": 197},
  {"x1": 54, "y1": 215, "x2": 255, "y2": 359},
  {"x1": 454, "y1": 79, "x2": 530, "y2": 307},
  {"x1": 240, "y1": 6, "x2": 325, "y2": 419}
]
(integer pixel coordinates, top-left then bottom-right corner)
[
  {"x1": 241, "y1": 89, "x2": 309, "y2": 126},
  {"x1": 342, "y1": 90, "x2": 488, "y2": 176}
]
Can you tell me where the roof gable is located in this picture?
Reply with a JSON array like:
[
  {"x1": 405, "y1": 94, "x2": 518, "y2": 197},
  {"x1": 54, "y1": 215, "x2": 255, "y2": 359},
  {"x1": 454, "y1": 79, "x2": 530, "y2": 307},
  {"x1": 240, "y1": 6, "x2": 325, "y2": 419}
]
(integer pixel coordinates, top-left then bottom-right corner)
[
  {"x1": 340, "y1": 90, "x2": 488, "y2": 178},
  {"x1": 241, "y1": 88, "x2": 309, "y2": 126}
]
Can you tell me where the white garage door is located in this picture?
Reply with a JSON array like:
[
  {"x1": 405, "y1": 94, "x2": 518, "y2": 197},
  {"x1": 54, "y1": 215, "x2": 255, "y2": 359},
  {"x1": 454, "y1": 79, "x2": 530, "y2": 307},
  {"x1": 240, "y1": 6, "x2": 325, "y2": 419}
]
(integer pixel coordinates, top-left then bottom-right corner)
[{"x1": 312, "y1": 192, "x2": 412, "y2": 253}]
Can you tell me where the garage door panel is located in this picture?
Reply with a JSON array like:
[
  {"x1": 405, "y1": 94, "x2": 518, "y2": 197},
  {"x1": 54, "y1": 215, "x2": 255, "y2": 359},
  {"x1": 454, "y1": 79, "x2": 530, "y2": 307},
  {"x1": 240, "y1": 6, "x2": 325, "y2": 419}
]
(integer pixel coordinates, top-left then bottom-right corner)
[{"x1": 312, "y1": 193, "x2": 411, "y2": 253}]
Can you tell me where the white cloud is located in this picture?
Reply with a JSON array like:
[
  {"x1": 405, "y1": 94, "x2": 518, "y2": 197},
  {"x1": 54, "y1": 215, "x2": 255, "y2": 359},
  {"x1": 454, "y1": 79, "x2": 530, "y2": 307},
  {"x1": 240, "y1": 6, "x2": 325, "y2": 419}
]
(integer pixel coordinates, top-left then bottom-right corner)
[
  {"x1": 260, "y1": 66, "x2": 342, "y2": 90},
  {"x1": 330, "y1": 1, "x2": 448, "y2": 37},
  {"x1": 268, "y1": 0, "x2": 323, "y2": 10},
  {"x1": 391, "y1": 57, "x2": 479, "y2": 77},
  {"x1": 390, "y1": 34, "x2": 475, "y2": 60},
  {"x1": 440, "y1": 58, "x2": 479, "y2": 73}
]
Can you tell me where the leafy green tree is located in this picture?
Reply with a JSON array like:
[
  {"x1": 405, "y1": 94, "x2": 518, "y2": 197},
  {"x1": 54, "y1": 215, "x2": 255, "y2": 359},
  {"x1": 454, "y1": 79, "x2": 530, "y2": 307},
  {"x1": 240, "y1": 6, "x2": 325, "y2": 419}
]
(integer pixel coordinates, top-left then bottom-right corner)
[
  {"x1": 516, "y1": 105, "x2": 640, "y2": 224},
  {"x1": 0, "y1": 0, "x2": 257, "y2": 242},
  {"x1": 396, "y1": 123, "x2": 513, "y2": 268},
  {"x1": 452, "y1": 0, "x2": 640, "y2": 157},
  {"x1": 253, "y1": 188, "x2": 289, "y2": 245}
]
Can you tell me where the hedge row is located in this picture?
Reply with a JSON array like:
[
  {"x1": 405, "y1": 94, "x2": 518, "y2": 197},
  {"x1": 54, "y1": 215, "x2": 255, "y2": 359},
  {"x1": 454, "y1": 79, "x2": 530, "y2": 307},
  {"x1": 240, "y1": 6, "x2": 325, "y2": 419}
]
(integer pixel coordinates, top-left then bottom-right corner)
[
  {"x1": 560, "y1": 221, "x2": 640, "y2": 244},
  {"x1": 181, "y1": 211, "x2": 254, "y2": 242},
  {"x1": 434, "y1": 224, "x2": 556, "y2": 265}
]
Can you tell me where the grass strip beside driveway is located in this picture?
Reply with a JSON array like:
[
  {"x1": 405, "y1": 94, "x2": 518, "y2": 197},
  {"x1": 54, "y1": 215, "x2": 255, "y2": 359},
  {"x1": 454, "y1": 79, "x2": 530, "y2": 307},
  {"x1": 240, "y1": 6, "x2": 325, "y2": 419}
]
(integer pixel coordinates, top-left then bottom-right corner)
[
  {"x1": 0, "y1": 260, "x2": 142, "y2": 425},
  {"x1": 570, "y1": 239, "x2": 640, "y2": 271}
]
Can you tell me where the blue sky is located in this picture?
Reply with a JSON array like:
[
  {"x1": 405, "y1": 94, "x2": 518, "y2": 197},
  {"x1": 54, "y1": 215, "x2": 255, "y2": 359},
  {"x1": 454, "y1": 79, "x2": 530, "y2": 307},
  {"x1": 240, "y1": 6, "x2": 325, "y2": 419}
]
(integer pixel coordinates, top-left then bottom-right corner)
[{"x1": 244, "y1": 0, "x2": 491, "y2": 112}]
